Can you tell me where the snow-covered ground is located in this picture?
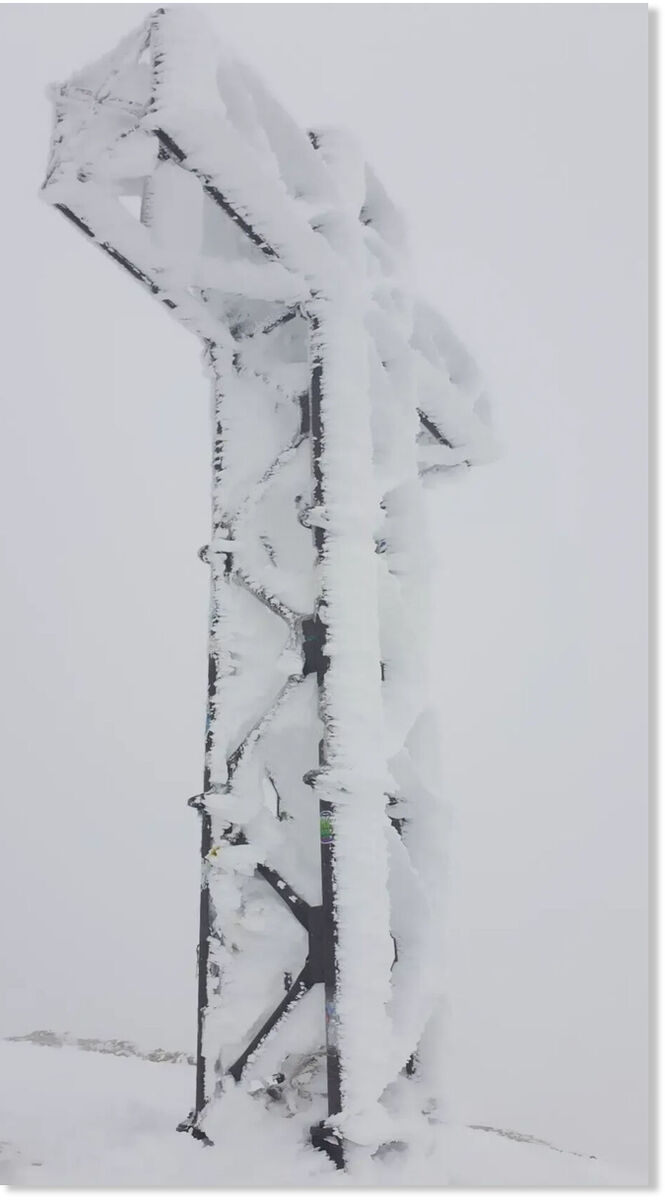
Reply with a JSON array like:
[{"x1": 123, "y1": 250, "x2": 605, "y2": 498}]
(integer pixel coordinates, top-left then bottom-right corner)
[{"x1": 0, "y1": 1038, "x2": 638, "y2": 1186}]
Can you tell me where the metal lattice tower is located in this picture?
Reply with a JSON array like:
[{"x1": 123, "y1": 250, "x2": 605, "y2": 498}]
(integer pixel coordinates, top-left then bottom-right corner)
[{"x1": 43, "y1": 7, "x2": 492, "y2": 1169}]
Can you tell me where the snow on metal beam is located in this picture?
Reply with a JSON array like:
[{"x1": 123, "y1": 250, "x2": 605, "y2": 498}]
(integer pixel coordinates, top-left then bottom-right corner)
[{"x1": 43, "y1": 5, "x2": 494, "y2": 1171}]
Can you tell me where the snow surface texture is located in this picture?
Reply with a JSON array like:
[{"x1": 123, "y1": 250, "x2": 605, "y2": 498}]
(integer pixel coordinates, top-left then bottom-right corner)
[
  {"x1": 42, "y1": 5, "x2": 495, "y2": 1175},
  {"x1": 0, "y1": 1040, "x2": 634, "y2": 1186}
]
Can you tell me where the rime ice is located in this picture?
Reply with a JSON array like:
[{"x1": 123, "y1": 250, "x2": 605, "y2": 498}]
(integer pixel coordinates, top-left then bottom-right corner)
[{"x1": 43, "y1": 4, "x2": 493, "y2": 1171}]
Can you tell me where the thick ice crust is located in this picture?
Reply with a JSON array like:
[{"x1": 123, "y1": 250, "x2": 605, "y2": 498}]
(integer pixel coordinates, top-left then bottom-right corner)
[{"x1": 43, "y1": 4, "x2": 494, "y2": 1158}]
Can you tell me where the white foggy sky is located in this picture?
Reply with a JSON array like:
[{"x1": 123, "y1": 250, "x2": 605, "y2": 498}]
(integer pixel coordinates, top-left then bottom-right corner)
[{"x1": 0, "y1": 1, "x2": 648, "y2": 1175}]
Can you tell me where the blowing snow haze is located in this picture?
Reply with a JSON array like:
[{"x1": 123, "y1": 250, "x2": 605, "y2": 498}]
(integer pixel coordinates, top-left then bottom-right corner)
[{"x1": 0, "y1": 1, "x2": 648, "y2": 1184}]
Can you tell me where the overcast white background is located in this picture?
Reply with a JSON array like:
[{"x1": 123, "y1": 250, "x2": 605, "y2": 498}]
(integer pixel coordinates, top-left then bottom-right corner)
[{"x1": 0, "y1": 2, "x2": 648, "y2": 1179}]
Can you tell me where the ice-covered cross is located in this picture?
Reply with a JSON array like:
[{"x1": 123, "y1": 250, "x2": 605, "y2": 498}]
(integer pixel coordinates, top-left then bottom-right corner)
[{"x1": 43, "y1": 6, "x2": 492, "y2": 1168}]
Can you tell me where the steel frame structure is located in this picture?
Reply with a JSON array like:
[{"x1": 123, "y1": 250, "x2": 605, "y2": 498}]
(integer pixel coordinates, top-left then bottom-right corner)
[{"x1": 43, "y1": 6, "x2": 491, "y2": 1170}]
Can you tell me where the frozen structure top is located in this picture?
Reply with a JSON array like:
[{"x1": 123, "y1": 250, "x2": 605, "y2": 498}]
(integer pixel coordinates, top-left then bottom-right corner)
[{"x1": 43, "y1": 7, "x2": 493, "y2": 1172}]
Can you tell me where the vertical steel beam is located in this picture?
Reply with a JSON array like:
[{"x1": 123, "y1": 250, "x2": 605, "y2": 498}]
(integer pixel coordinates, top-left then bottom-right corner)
[
  {"x1": 306, "y1": 314, "x2": 344, "y2": 1166},
  {"x1": 178, "y1": 352, "x2": 229, "y2": 1138}
]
